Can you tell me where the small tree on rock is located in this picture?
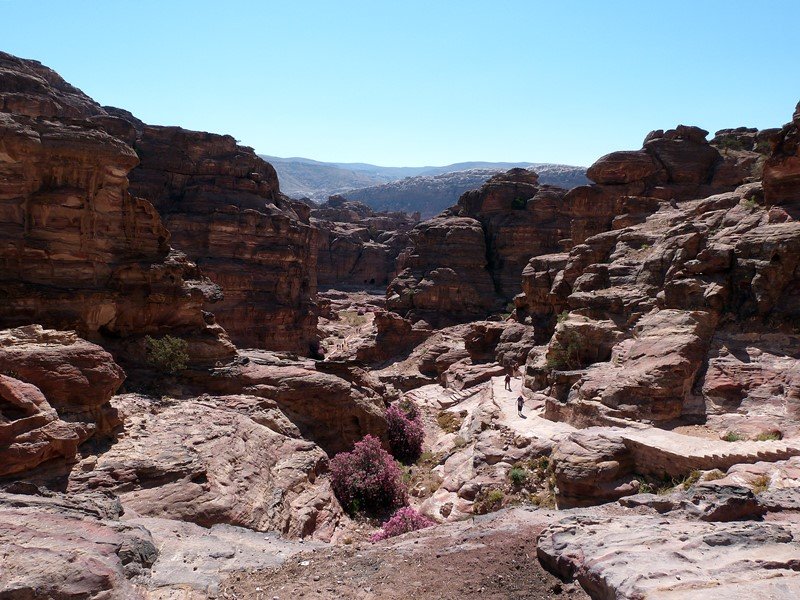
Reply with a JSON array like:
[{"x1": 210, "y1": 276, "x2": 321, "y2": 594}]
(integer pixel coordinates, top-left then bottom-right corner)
[{"x1": 145, "y1": 335, "x2": 189, "y2": 374}]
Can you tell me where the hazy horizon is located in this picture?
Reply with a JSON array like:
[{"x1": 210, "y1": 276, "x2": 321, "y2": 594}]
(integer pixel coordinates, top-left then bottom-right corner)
[{"x1": 4, "y1": 0, "x2": 798, "y2": 167}]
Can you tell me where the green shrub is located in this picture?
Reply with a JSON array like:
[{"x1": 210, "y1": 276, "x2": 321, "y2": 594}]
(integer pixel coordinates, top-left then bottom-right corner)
[
  {"x1": 716, "y1": 137, "x2": 745, "y2": 153},
  {"x1": 751, "y1": 474, "x2": 770, "y2": 494},
  {"x1": 509, "y1": 467, "x2": 528, "y2": 487},
  {"x1": 436, "y1": 411, "x2": 462, "y2": 434},
  {"x1": 682, "y1": 470, "x2": 702, "y2": 489},
  {"x1": 754, "y1": 139, "x2": 772, "y2": 154},
  {"x1": 722, "y1": 431, "x2": 745, "y2": 442},
  {"x1": 145, "y1": 335, "x2": 189, "y2": 374},
  {"x1": 741, "y1": 197, "x2": 759, "y2": 210},
  {"x1": 511, "y1": 197, "x2": 527, "y2": 210},
  {"x1": 703, "y1": 469, "x2": 726, "y2": 481},
  {"x1": 546, "y1": 330, "x2": 585, "y2": 371},
  {"x1": 755, "y1": 431, "x2": 782, "y2": 441},
  {"x1": 473, "y1": 488, "x2": 505, "y2": 514}
]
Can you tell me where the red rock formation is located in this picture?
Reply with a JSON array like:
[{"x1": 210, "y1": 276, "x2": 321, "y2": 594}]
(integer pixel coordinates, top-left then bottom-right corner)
[
  {"x1": 63, "y1": 393, "x2": 348, "y2": 540},
  {"x1": 0, "y1": 326, "x2": 125, "y2": 476},
  {"x1": 763, "y1": 101, "x2": 800, "y2": 205},
  {"x1": 565, "y1": 124, "x2": 769, "y2": 247},
  {"x1": 312, "y1": 197, "x2": 417, "y2": 288},
  {"x1": 0, "y1": 491, "x2": 156, "y2": 599},
  {"x1": 125, "y1": 124, "x2": 319, "y2": 355},
  {"x1": 386, "y1": 169, "x2": 573, "y2": 326},
  {"x1": 525, "y1": 175, "x2": 800, "y2": 427},
  {"x1": 460, "y1": 169, "x2": 572, "y2": 300},
  {"x1": 0, "y1": 52, "x2": 235, "y2": 365},
  {"x1": 387, "y1": 212, "x2": 499, "y2": 325}
]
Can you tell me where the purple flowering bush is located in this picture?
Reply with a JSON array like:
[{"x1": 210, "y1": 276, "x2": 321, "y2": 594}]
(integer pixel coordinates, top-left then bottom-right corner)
[
  {"x1": 369, "y1": 506, "x2": 435, "y2": 542},
  {"x1": 386, "y1": 401, "x2": 424, "y2": 464},
  {"x1": 330, "y1": 434, "x2": 407, "y2": 516}
]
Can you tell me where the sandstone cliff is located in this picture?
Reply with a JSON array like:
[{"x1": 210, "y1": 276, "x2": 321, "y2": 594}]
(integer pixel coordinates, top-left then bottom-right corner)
[
  {"x1": 0, "y1": 52, "x2": 235, "y2": 365},
  {"x1": 386, "y1": 169, "x2": 571, "y2": 326},
  {"x1": 124, "y1": 123, "x2": 320, "y2": 355},
  {"x1": 519, "y1": 108, "x2": 799, "y2": 433},
  {"x1": 311, "y1": 196, "x2": 417, "y2": 288}
]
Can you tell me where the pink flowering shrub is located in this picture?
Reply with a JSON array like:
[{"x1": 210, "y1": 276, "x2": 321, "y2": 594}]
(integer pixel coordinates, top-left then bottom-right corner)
[
  {"x1": 370, "y1": 507, "x2": 435, "y2": 542},
  {"x1": 386, "y1": 401, "x2": 424, "y2": 464},
  {"x1": 330, "y1": 434, "x2": 407, "y2": 515}
]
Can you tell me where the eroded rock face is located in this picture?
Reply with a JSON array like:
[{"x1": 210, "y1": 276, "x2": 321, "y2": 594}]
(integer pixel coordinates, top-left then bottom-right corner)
[
  {"x1": 524, "y1": 177, "x2": 800, "y2": 427},
  {"x1": 187, "y1": 354, "x2": 389, "y2": 456},
  {"x1": 564, "y1": 123, "x2": 768, "y2": 248},
  {"x1": 764, "y1": 101, "x2": 800, "y2": 205},
  {"x1": 387, "y1": 213, "x2": 499, "y2": 325},
  {"x1": 0, "y1": 52, "x2": 236, "y2": 365},
  {"x1": 63, "y1": 393, "x2": 346, "y2": 541},
  {"x1": 312, "y1": 197, "x2": 417, "y2": 288},
  {"x1": 0, "y1": 326, "x2": 124, "y2": 477},
  {"x1": 551, "y1": 429, "x2": 637, "y2": 508},
  {"x1": 537, "y1": 514, "x2": 800, "y2": 599},
  {"x1": 387, "y1": 169, "x2": 573, "y2": 325},
  {"x1": 0, "y1": 490, "x2": 156, "y2": 599},
  {"x1": 126, "y1": 124, "x2": 319, "y2": 355}
]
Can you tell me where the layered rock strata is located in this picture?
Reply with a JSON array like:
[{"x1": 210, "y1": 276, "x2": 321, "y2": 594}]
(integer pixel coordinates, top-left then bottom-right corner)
[
  {"x1": 0, "y1": 51, "x2": 235, "y2": 364},
  {"x1": 387, "y1": 169, "x2": 571, "y2": 325},
  {"x1": 312, "y1": 196, "x2": 417, "y2": 288},
  {"x1": 125, "y1": 124, "x2": 319, "y2": 355}
]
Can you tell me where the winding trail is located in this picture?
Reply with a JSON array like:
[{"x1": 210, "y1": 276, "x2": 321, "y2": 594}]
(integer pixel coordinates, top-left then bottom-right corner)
[{"x1": 489, "y1": 375, "x2": 575, "y2": 440}]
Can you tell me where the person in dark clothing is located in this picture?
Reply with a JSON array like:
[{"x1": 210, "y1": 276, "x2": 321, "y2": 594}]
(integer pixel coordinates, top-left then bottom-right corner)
[
  {"x1": 504, "y1": 373, "x2": 512, "y2": 390},
  {"x1": 517, "y1": 395, "x2": 524, "y2": 417}
]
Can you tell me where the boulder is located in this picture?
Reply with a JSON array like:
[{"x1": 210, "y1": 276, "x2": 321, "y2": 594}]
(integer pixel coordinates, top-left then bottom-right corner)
[
  {"x1": 551, "y1": 429, "x2": 637, "y2": 507},
  {"x1": 0, "y1": 326, "x2": 125, "y2": 476}
]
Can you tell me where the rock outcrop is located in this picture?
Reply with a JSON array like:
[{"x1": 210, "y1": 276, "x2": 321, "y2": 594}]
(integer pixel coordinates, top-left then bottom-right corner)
[
  {"x1": 62, "y1": 393, "x2": 347, "y2": 541},
  {"x1": 387, "y1": 213, "x2": 500, "y2": 325},
  {"x1": 0, "y1": 490, "x2": 157, "y2": 599},
  {"x1": 312, "y1": 196, "x2": 417, "y2": 288},
  {"x1": 123, "y1": 124, "x2": 319, "y2": 355},
  {"x1": 0, "y1": 326, "x2": 124, "y2": 477},
  {"x1": 0, "y1": 51, "x2": 236, "y2": 365},
  {"x1": 387, "y1": 169, "x2": 575, "y2": 325},
  {"x1": 537, "y1": 513, "x2": 800, "y2": 599},
  {"x1": 524, "y1": 180, "x2": 800, "y2": 428},
  {"x1": 764, "y1": 101, "x2": 800, "y2": 205}
]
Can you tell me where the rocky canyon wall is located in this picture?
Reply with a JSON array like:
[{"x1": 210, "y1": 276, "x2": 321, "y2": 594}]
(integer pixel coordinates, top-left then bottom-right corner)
[{"x1": 0, "y1": 51, "x2": 235, "y2": 365}]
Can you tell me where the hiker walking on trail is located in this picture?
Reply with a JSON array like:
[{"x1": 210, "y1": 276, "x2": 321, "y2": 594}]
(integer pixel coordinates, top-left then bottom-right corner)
[
  {"x1": 517, "y1": 395, "x2": 525, "y2": 417},
  {"x1": 504, "y1": 373, "x2": 512, "y2": 391}
]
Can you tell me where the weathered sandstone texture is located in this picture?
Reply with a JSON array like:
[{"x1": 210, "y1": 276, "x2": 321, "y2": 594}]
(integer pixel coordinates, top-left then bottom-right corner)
[
  {"x1": 0, "y1": 490, "x2": 156, "y2": 599},
  {"x1": 0, "y1": 326, "x2": 124, "y2": 477},
  {"x1": 312, "y1": 196, "x2": 417, "y2": 288},
  {"x1": 0, "y1": 51, "x2": 236, "y2": 364},
  {"x1": 62, "y1": 393, "x2": 348, "y2": 541},
  {"x1": 524, "y1": 180, "x2": 800, "y2": 429},
  {"x1": 124, "y1": 123, "x2": 319, "y2": 355},
  {"x1": 537, "y1": 513, "x2": 800, "y2": 599},
  {"x1": 763, "y1": 101, "x2": 800, "y2": 205},
  {"x1": 387, "y1": 169, "x2": 571, "y2": 325}
]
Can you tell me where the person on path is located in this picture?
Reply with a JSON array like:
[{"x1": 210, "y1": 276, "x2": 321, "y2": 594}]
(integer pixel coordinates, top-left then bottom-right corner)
[
  {"x1": 517, "y1": 395, "x2": 524, "y2": 417},
  {"x1": 504, "y1": 373, "x2": 512, "y2": 391}
]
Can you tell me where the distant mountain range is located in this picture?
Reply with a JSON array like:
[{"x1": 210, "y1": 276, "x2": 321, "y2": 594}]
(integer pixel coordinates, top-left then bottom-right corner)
[{"x1": 261, "y1": 155, "x2": 588, "y2": 216}]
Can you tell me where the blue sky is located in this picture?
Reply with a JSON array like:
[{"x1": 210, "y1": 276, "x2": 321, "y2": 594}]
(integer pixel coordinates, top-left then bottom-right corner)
[{"x1": 3, "y1": 0, "x2": 798, "y2": 167}]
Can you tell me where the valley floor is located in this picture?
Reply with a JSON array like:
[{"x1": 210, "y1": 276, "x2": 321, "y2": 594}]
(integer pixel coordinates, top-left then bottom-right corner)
[{"x1": 220, "y1": 508, "x2": 587, "y2": 600}]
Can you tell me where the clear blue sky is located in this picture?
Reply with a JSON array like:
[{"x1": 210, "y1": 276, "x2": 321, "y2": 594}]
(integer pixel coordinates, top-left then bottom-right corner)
[{"x1": 3, "y1": 0, "x2": 798, "y2": 167}]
